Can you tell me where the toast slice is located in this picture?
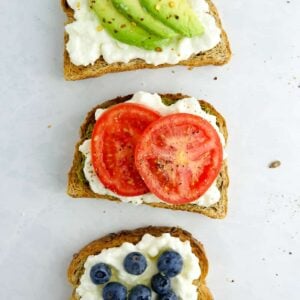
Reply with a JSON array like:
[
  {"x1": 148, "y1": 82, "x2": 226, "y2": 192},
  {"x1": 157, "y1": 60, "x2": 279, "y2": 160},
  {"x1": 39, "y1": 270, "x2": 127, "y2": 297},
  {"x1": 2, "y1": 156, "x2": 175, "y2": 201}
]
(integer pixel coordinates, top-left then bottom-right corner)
[
  {"x1": 61, "y1": 0, "x2": 231, "y2": 80},
  {"x1": 67, "y1": 93, "x2": 229, "y2": 219},
  {"x1": 68, "y1": 226, "x2": 213, "y2": 299}
]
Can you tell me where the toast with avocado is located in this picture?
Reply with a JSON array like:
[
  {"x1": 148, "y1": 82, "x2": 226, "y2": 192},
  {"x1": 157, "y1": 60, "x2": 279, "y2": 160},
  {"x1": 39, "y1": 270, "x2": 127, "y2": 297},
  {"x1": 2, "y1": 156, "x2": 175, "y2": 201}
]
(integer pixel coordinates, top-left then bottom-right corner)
[
  {"x1": 67, "y1": 93, "x2": 229, "y2": 219},
  {"x1": 62, "y1": 0, "x2": 231, "y2": 80},
  {"x1": 68, "y1": 226, "x2": 213, "y2": 299}
]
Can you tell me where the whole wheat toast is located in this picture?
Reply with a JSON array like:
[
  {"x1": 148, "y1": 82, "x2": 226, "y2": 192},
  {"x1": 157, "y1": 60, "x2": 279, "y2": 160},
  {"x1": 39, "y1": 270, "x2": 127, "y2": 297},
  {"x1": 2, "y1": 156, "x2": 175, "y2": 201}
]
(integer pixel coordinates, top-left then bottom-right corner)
[
  {"x1": 62, "y1": 0, "x2": 231, "y2": 80},
  {"x1": 67, "y1": 93, "x2": 229, "y2": 219},
  {"x1": 68, "y1": 226, "x2": 213, "y2": 300}
]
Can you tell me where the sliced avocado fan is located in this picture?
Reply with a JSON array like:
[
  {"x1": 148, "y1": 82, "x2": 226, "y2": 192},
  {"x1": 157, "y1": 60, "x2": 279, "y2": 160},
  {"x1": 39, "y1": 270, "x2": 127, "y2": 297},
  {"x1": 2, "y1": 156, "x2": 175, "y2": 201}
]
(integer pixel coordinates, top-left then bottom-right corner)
[
  {"x1": 112, "y1": 0, "x2": 178, "y2": 38},
  {"x1": 139, "y1": 0, "x2": 204, "y2": 37},
  {"x1": 91, "y1": 0, "x2": 171, "y2": 50}
]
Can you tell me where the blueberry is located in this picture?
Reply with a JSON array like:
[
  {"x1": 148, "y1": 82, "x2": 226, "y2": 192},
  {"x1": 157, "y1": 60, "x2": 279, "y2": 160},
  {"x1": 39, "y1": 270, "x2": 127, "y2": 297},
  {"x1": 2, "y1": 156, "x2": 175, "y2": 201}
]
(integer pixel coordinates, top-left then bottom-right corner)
[
  {"x1": 128, "y1": 284, "x2": 151, "y2": 300},
  {"x1": 158, "y1": 291, "x2": 178, "y2": 300},
  {"x1": 103, "y1": 282, "x2": 127, "y2": 300},
  {"x1": 151, "y1": 273, "x2": 171, "y2": 295},
  {"x1": 90, "y1": 263, "x2": 111, "y2": 285},
  {"x1": 157, "y1": 251, "x2": 183, "y2": 277},
  {"x1": 124, "y1": 252, "x2": 147, "y2": 275}
]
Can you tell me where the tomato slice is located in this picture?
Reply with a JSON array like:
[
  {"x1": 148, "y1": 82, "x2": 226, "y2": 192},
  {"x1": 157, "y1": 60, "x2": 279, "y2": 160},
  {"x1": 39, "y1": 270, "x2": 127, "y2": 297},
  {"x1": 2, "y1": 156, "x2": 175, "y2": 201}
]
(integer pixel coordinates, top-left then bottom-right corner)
[
  {"x1": 91, "y1": 103, "x2": 160, "y2": 196},
  {"x1": 135, "y1": 113, "x2": 223, "y2": 204}
]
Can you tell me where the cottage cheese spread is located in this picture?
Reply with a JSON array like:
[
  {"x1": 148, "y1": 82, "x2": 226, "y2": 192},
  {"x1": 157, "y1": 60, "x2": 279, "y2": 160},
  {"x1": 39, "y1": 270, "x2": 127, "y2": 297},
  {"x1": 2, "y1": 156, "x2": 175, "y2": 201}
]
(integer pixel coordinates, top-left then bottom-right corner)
[
  {"x1": 76, "y1": 233, "x2": 201, "y2": 300},
  {"x1": 65, "y1": 0, "x2": 221, "y2": 66},
  {"x1": 79, "y1": 91, "x2": 225, "y2": 207}
]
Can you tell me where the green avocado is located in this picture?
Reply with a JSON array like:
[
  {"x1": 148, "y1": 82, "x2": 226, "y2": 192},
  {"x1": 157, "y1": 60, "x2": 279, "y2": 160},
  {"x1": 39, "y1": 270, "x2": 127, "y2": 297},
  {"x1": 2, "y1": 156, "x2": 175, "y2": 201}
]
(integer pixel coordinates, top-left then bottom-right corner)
[
  {"x1": 111, "y1": 0, "x2": 178, "y2": 38},
  {"x1": 139, "y1": 0, "x2": 204, "y2": 37},
  {"x1": 91, "y1": 0, "x2": 171, "y2": 50}
]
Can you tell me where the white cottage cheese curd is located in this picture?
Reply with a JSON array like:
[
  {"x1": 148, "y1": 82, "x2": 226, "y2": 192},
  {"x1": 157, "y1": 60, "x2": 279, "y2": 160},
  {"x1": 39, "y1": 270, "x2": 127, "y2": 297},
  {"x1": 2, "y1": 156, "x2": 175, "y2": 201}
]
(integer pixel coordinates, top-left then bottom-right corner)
[
  {"x1": 65, "y1": 0, "x2": 221, "y2": 66},
  {"x1": 76, "y1": 233, "x2": 201, "y2": 300}
]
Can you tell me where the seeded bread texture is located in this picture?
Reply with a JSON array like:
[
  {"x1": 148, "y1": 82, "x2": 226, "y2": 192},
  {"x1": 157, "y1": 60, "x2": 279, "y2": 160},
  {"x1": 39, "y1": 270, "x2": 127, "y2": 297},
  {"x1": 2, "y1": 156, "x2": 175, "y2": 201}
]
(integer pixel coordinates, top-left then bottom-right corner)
[
  {"x1": 68, "y1": 226, "x2": 213, "y2": 300},
  {"x1": 67, "y1": 93, "x2": 229, "y2": 219},
  {"x1": 62, "y1": 0, "x2": 231, "y2": 80}
]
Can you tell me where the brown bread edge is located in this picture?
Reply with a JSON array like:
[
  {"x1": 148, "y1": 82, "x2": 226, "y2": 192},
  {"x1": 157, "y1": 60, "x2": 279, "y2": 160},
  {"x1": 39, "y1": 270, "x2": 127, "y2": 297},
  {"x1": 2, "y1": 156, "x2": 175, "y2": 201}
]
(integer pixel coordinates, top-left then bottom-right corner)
[
  {"x1": 61, "y1": 0, "x2": 231, "y2": 80},
  {"x1": 67, "y1": 93, "x2": 229, "y2": 219},
  {"x1": 68, "y1": 226, "x2": 213, "y2": 300}
]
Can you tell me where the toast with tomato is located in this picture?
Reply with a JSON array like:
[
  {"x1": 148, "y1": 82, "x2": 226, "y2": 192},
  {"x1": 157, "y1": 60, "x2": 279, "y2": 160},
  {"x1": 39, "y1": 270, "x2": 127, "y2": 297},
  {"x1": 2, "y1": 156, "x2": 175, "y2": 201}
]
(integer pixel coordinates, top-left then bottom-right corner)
[
  {"x1": 62, "y1": 0, "x2": 231, "y2": 80},
  {"x1": 68, "y1": 226, "x2": 213, "y2": 300},
  {"x1": 67, "y1": 93, "x2": 229, "y2": 219}
]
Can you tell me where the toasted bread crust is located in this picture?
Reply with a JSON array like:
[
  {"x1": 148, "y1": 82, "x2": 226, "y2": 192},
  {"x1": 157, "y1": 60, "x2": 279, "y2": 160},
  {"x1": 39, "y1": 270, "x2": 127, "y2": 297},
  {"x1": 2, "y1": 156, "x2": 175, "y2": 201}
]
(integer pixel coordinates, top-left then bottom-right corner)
[
  {"x1": 68, "y1": 226, "x2": 213, "y2": 300},
  {"x1": 62, "y1": 0, "x2": 231, "y2": 80},
  {"x1": 67, "y1": 93, "x2": 229, "y2": 219}
]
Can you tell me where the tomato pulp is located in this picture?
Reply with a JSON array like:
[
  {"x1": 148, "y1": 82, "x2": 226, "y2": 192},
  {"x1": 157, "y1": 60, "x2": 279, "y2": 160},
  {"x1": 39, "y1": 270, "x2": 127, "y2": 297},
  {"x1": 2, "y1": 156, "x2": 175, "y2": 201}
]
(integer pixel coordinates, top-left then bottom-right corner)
[
  {"x1": 135, "y1": 113, "x2": 223, "y2": 204},
  {"x1": 91, "y1": 103, "x2": 160, "y2": 196}
]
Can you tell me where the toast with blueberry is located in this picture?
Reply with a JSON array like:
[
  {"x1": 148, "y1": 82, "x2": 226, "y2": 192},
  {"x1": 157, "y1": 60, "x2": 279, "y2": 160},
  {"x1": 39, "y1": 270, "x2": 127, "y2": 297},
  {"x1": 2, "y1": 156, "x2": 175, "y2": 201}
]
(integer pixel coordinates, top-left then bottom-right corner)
[
  {"x1": 68, "y1": 226, "x2": 213, "y2": 299},
  {"x1": 62, "y1": 0, "x2": 231, "y2": 80},
  {"x1": 67, "y1": 93, "x2": 229, "y2": 219}
]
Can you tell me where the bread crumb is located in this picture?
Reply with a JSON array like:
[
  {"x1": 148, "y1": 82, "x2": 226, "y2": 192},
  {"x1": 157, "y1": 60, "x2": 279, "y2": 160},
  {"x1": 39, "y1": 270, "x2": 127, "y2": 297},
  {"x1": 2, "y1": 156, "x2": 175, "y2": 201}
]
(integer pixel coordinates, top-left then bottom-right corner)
[
  {"x1": 47, "y1": 124, "x2": 52, "y2": 128},
  {"x1": 269, "y1": 160, "x2": 281, "y2": 168},
  {"x1": 188, "y1": 67, "x2": 194, "y2": 70}
]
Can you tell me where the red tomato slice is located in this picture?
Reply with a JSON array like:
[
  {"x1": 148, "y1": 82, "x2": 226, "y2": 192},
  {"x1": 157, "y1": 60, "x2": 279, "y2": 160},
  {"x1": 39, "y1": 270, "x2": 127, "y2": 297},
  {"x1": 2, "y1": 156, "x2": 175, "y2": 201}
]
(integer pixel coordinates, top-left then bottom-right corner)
[
  {"x1": 91, "y1": 103, "x2": 160, "y2": 196},
  {"x1": 135, "y1": 113, "x2": 223, "y2": 204}
]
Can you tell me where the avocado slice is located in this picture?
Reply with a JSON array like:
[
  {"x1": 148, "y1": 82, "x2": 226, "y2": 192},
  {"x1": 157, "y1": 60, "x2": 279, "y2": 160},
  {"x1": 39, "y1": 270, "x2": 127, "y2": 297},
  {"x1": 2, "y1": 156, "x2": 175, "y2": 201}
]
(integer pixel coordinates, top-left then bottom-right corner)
[
  {"x1": 91, "y1": 0, "x2": 171, "y2": 50},
  {"x1": 111, "y1": 0, "x2": 178, "y2": 38},
  {"x1": 139, "y1": 0, "x2": 204, "y2": 37}
]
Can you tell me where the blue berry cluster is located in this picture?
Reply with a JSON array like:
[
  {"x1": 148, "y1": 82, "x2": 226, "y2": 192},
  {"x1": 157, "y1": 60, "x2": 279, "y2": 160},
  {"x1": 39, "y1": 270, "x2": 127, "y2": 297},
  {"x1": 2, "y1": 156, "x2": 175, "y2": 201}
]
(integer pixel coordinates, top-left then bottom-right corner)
[
  {"x1": 151, "y1": 250, "x2": 183, "y2": 300},
  {"x1": 89, "y1": 250, "x2": 183, "y2": 300}
]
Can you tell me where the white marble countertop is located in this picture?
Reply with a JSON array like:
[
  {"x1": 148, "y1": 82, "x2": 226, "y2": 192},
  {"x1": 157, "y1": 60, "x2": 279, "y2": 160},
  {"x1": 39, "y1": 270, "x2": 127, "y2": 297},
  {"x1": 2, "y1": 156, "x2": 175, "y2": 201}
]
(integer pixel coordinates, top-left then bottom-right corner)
[{"x1": 0, "y1": 0, "x2": 300, "y2": 299}]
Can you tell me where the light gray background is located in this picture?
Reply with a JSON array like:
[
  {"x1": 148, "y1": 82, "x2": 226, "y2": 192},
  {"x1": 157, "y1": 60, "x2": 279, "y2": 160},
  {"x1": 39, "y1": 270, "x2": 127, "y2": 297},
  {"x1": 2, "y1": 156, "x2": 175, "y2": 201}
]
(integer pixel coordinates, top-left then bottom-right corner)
[{"x1": 0, "y1": 0, "x2": 300, "y2": 299}]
